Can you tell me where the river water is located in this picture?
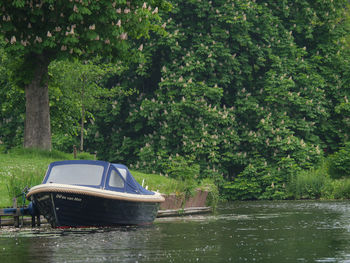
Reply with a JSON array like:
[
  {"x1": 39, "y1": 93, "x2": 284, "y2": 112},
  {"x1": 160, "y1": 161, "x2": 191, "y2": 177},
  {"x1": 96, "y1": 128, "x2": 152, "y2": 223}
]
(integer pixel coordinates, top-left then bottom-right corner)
[{"x1": 1, "y1": 201, "x2": 350, "y2": 263}]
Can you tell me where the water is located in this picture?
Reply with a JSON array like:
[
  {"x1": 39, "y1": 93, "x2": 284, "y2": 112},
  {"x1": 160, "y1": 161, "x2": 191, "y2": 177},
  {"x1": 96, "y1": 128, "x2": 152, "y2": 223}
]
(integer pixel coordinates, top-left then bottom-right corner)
[{"x1": 1, "y1": 201, "x2": 350, "y2": 263}]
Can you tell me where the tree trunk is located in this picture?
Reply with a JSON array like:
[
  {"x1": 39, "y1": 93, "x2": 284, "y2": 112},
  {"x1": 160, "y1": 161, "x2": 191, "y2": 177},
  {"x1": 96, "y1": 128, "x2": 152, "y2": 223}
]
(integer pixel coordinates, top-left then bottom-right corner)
[
  {"x1": 80, "y1": 103, "x2": 85, "y2": 152},
  {"x1": 23, "y1": 54, "x2": 51, "y2": 150},
  {"x1": 80, "y1": 75, "x2": 85, "y2": 152}
]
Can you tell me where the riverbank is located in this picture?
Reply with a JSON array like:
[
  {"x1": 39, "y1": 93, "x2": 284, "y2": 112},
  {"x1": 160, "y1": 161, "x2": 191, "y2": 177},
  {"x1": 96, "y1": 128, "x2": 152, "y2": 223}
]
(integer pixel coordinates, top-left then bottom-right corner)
[{"x1": 0, "y1": 148, "x2": 218, "y2": 208}]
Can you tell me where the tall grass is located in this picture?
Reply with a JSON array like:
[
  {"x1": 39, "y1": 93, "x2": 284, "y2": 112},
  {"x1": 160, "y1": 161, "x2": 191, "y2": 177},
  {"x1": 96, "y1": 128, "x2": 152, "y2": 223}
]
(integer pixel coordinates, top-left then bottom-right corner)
[
  {"x1": 0, "y1": 149, "x2": 66, "y2": 207},
  {"x1": 288, "y1": 161, "x2": 328, "y2": 199},
  {"x1": 6, "y1": 168, "x2": 45, "y2": 206},
  {"x1": 290, "y1": 171, "x2": 326, "y2": 199},
  {"x1": 288, "y1": 158, "x2": 350, "y2": 200}
]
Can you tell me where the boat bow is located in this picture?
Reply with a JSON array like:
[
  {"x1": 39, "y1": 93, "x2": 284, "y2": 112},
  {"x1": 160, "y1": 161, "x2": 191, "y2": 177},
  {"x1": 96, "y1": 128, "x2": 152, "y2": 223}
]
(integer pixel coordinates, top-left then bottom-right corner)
[{"x1": 27, "y1": 183, "x2": 165, "y2": 203}]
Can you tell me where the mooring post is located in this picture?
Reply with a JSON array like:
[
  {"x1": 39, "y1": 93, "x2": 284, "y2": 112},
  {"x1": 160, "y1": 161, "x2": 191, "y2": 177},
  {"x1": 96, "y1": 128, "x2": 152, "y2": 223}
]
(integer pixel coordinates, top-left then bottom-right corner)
[
  {"x1": 13, "y1": 198, "x2": 19, "y2": 228},
  {"x1": 36, "y1": 215, "x2": 41, "y2": 227},
  {"x1": 31, "y1": 215, "x2": 35, "y2": 227},
  {"x1": 73, "y1": 145, "x2": 77, "y2": 159}
]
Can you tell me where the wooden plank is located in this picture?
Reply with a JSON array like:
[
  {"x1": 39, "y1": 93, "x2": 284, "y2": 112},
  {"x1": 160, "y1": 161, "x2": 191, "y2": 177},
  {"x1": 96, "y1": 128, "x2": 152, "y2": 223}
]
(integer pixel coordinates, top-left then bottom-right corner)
[
  {"x1": 157, "y1": 206, "x2": 212, "y2": 217},
  {"x1": 0, "y1": 207, "x2": 27, "y2": 216},
  {"x1": 0, "y1": 216, "x2": 47, "y2": 227},
  {"x1": 0, "y1": 208, "x2": 16, "y2": 216}
]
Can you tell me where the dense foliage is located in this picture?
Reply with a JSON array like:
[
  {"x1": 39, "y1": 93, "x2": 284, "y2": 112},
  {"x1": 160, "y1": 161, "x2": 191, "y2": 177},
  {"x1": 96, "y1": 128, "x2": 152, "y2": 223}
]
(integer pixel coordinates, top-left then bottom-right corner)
[{"x1": 1, "y1": 0, "x2": 350, "y2": 200}]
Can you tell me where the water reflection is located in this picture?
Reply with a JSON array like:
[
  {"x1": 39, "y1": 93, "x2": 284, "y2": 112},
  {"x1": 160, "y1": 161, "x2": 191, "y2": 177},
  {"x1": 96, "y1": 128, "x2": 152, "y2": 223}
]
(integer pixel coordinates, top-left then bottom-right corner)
[{"x1": 1, "y1": 201, "x2": 350, "y2": 262}]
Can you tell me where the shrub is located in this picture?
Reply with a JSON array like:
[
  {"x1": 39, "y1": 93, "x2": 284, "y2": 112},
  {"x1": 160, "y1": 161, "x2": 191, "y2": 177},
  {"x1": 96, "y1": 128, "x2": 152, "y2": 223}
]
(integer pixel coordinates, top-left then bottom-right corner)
[
  {"x1": 165, "y1": 155, "x2": 200, "y2": 181},
  {"x1": 51, "y1": 133, "x2": 80, "y2": 153},
  {"x1": 222, "y1": 178, "x2": 262, "y2": 200},
  {"x1": 328, "y1": 142, "x2": 350, "y2": 179},
  {"x1": 323, "y1": 179, "x2": 350, "y2": 199},
  {"x1": 198, "y1": 178, "x2": 220, "y2": 208}
]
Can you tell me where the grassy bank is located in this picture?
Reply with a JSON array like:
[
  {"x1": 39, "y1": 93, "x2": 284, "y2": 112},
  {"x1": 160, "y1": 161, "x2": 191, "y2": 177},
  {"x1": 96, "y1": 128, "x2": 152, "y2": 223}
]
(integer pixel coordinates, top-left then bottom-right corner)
[{"x1": 0, "y1": 148, "x2": 214, "y2": 208}]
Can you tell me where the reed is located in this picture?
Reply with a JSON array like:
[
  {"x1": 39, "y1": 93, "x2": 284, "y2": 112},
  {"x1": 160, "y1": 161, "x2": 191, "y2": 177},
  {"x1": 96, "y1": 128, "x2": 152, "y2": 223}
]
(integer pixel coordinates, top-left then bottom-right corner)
[
  {"x1": 288, "y1": 162, "x2": 328, "y2": 199},
  {"x1": 293, "y1": 171, "x2": 326, "y2": 199}
]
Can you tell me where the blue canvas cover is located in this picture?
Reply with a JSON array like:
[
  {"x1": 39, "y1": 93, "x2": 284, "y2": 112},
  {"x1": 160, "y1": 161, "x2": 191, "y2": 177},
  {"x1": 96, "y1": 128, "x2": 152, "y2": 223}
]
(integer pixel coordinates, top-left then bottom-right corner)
[
  {"x1": 111, "y1": 164, "x2": 155, "y2": 195},
  {"x1": 43, "y1": 160, "x2": 155, "y2": 196}
]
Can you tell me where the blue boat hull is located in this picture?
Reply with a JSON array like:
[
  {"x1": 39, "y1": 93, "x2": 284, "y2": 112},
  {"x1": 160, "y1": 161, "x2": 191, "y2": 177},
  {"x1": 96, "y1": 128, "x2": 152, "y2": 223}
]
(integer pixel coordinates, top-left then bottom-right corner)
[{"x1": 30, "y1": 191, "x2": 160, "y2": 228}]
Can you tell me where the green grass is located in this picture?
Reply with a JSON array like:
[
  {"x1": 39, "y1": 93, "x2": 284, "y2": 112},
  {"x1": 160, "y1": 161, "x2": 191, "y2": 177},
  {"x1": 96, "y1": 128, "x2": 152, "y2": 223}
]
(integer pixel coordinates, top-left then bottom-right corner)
[
  {"x1": 131, "y1": 170, "x2": 189, "y2": 195},
  {"x1": 0, "y1": 148, "x2": 201, "y2": 208},
  {"x1": 0, "y1": 148, "x2": 76, "y2": 207}
]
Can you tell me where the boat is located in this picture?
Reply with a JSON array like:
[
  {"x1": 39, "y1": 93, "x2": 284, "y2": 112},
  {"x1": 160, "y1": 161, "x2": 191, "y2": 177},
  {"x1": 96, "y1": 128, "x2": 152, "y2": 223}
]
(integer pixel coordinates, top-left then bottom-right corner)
[{"x1": 26, "y1": 160, "x2": 164, "y2": 228}]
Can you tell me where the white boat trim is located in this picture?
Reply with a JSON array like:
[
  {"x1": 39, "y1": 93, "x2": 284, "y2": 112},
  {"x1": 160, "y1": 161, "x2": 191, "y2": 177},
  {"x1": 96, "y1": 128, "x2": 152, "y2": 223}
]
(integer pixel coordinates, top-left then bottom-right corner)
[{"x1": 27, "y1": 183, "x2": 165, "y2": 203}]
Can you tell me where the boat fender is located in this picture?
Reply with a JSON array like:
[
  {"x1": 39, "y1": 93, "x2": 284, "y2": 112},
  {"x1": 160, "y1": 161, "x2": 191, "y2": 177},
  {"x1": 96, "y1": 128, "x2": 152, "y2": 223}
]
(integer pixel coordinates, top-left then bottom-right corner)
[{"x1": 3, "y1": 208, "x2": 17, "y2": 214}]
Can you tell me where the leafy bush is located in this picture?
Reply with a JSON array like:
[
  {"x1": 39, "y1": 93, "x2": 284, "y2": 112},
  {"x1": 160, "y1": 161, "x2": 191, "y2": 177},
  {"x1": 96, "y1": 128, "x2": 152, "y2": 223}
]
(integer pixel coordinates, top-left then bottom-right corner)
[
  {"x1": 166, "y1": 155, "x2": 200, "y2": 181},
  {"x1": 52, "y1": 133, "x2": 79, "y2": 153},
  {"x1": 321, "y1": 178, "x2": 350, "y2": 200},
  {"x1": 328, "y1": 142, "x2": 350, "y2": 179},
  {"x1": 222, "y1": 179, "x2": 262, "y2": 201},
  {"x1": 335, "y1": 179, "x2": 350, "y2": 199},
  {"x1": 198, "y1": 178, "x2": 219, "y2": 208},
  {"x1": 222, "y1": 162, "x2": 266, "y2": 200}
]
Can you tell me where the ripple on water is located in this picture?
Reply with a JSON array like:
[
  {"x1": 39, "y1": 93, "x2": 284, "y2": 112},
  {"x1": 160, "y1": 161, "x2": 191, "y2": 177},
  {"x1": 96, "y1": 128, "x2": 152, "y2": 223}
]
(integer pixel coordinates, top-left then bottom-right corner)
[{"x1": 1, "y1": 201, "x2": 350, "y2": 263}]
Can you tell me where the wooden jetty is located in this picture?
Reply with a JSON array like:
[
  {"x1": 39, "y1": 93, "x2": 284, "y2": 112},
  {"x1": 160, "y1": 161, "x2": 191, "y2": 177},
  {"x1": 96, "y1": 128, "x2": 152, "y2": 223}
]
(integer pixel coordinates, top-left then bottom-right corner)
[{"x1": 0, "y1": 198, "x2": 41, "y2": 228}]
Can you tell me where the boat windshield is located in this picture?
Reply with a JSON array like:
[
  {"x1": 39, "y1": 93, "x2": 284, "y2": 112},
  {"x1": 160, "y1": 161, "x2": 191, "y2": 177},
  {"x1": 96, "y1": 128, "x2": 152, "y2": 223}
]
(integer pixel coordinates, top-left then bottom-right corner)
[{"x1": 46, "y1": 164, "x2": 104, "y2": 186}]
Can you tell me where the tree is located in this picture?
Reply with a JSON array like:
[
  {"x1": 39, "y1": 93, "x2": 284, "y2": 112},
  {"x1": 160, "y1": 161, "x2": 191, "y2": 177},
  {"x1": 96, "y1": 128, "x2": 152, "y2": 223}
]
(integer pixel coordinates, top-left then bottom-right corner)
[
  {"x1": 84, "y1": 0, "x2": 350, "y2": 200},
  {"x1": 0, "y1": 0, "x2": 169, "y2": 150},
  {"x1": 49, "y1": 58, "x2": 126, "y2": 152}
]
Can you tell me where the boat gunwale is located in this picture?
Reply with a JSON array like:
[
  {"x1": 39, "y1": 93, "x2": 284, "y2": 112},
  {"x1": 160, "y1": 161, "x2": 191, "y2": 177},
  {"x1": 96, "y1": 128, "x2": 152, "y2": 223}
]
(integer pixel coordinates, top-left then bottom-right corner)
[{"x1": 26, "y1": 183, "x2": 165, "y2": 203}]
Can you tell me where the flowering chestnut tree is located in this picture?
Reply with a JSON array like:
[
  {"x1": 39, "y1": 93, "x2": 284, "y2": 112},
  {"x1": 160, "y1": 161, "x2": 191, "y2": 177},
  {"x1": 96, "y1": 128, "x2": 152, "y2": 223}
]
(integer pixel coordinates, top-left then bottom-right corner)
[
  {"x1": 86, "y1": 0, "x2": 350, "y2": 200},
  {"x1": 0, "y1": 0, "x2": 168, "y2": 150}
]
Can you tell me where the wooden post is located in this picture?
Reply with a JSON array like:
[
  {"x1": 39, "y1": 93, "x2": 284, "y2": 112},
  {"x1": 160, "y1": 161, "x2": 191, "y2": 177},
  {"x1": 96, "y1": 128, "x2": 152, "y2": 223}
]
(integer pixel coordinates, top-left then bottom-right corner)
[
  {"x1": 36, "y1": 215, "x2": 41, "y2": 227},
  {"x1": 13, "y1": 198, "x2": 19, "y2": 228},
  {"x1": 73, "y1": 145, "x2": 77, "y2": 159},
  {"x1": 31, "y1": 215, "x2": 35, "y2": 227}
]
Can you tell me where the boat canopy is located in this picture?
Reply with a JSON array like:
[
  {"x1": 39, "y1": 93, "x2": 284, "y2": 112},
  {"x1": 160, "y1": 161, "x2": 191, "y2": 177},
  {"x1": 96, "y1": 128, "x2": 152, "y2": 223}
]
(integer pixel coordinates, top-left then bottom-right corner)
[
  {"x1": 42, "y1": 160, "x2": 155, "y2": 195},
  {"x1": 111, "y1": 164, "x2": 155, "y2": 195}
]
